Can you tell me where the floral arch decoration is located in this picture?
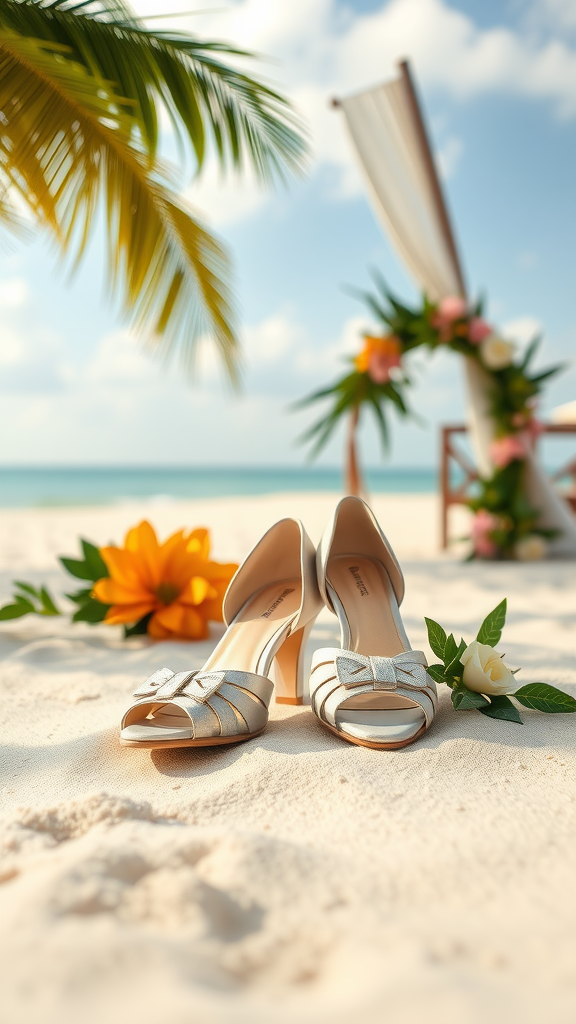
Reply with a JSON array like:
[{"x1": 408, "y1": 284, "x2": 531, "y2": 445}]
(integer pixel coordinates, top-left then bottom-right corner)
[{"x1": 297, "y1": 278, "x2": 562, "y2": 561}]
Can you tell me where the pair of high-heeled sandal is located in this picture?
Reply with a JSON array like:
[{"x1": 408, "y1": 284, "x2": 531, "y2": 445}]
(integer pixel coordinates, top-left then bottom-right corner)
[{"x1": 120, "y1": 496, "x2": 438, "y2": 752}]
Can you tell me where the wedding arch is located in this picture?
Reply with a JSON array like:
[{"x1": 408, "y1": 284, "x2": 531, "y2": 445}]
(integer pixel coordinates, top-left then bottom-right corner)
[{"x1": 326, "y1": 60, "x2": 576, "y2": 559}]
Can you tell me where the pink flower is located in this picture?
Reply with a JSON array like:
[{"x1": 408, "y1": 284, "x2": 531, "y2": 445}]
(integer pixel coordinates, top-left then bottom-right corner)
[
  {"x1": 523, "y1": 417, "x2": 544, "y2": 445},
  {"x1": 511, "y1": 412, "x2": 543, "y2": 440},
  {"x1": 511, "y1": 412, "x2": 527, "y2": 429},
  {"x1": 368, "y1": 348, "x2": 401, "y2": 384},
  {"x1": 490, "y1": 434, "x2": 526, "y2": 469},
  {"x1": 474, "y1": 534, "x2": 498, "y2": 558},
  {"x1": 438, "y1": 295, "x2": 467, "y2": 321},
  {"x1": 471, "y1": 509, "x2": 500, "y2": 558},
  {"x1": 468, "y1": 317, "x2": 492, "y2": 343}
]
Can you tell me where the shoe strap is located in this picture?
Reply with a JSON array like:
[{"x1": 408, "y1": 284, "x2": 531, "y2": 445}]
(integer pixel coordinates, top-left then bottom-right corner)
[
  {"x1": 124, "y1": 666, "x2": 274, "y2": 738},
  {"x1": 309, "y1": 648, "x2": 438, "y2": 729}
]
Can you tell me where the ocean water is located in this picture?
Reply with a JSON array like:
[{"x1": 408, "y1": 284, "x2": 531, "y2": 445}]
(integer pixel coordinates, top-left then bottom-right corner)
[{"x1": 0, "y1": 465, "x2": 436, "y2": 508}]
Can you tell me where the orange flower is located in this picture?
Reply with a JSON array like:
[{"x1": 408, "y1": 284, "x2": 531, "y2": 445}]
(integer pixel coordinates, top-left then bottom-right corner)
[
  {"x1": 355, "y1": 334, "x2": 401, "y2": 382},
  {"x1": 93, "y1": 521, "x2": 238, "y2": 640}
]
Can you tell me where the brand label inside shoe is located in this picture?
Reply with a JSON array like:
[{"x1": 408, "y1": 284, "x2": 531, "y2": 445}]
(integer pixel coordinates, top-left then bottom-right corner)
[
  {"x1": 348, "y1": 565, "x2": 369, "y2": 596},
  {"x1": 262, "y1": 588, "x2": 296, "y2": 618}
]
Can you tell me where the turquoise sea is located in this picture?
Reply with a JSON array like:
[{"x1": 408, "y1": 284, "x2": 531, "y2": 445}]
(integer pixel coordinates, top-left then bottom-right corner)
[{"x1": 0, "y1": 466, "x2": 436, "y2": 507}]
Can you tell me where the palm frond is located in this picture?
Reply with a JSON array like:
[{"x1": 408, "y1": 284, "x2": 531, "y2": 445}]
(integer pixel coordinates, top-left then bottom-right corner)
[
  {"x1": 0, "y1": 24, "x2": 238, "y2": 373},
  {"x1": 0, "y1": 183, "x2": 29, "y2": 243},
  {"x1": 0, "y1": 0, "x2": 308, "y2": 179},
  {"x1": 295, "y1": 372, "x2": 368, "y2": 459},
  {"x1": 367, "y1": 393, "x2": 389, "y2": 451},
  {"x1": 519, "y1": 335, "x2": 541, "y2": 372}
]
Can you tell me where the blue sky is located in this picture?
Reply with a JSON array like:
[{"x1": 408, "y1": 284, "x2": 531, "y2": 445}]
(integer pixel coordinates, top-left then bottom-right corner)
[{"x1": 1, "y1": 0, "x2": 575, "y2": 468}]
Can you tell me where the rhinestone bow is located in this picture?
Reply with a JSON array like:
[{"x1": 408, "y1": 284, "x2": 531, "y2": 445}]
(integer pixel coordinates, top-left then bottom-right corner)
[{"x1": 335, "y1": 650, "x2": 429, "y2": 691}]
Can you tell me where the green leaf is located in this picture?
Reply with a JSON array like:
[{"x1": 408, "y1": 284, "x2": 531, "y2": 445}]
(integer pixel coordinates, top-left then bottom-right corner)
[
  {"x1": 452, "y1": 686, "x2": 489, "y2": 710},
  {"x1": 445, "y1": 638, "x2": 467, "y2": 677},
  {"x1": 80, "y1": 540, "x2": 109, "y2": 581},
  {"x1": 476, "y1": 599, "x2": 507, "y2": 647},
  {"x1": 60, "y1": 538, "x2": 108, "y2": 582},
  {"x1": 444, "y1": 633, "x2": 458, "y2": 667},
  {"x1": 519, "y1": 335, "x2": 540, "y2": 372},
  {"x1": 513, "y1": 683, "x2": 576, "y2": 714},
  {"x1": 426, "y1": 664, "x2": 446, "y2": 685},
  {"x1": 124, "y1": 613, "x2": 153, "y2": 638},
  {"x1": 424, "y1": 617, "x2": 447, "y2": 661},
  {"x1": 60, "y1": 556, "x2": 98, "y2": 582},
  {"x1": 65, "y1": 588, "x2": 93, "y2": 605},
  {"x1": 39, "y1": 587, "x2": 61, "y2": 616},
  {"x1": 0, "y1": 2, "x2": 309, "y2": 381},
  {"x1": 14, "y1": 581, "x2": 40, "y2": 597},
  {"x1": 478, "y1": 694, "x2": 523, "y2": 724},
  {"x1": 72, "y1": 597, "x2": 110, "y2": 624},
  {"x1": 0, "y1": 598, "x2": 35, "y2": 620}
]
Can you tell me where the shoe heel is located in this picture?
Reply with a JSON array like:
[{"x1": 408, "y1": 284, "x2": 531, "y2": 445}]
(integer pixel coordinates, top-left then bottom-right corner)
[{"x1": 274, "y1": 621, "x2": 313, "y2": 705}]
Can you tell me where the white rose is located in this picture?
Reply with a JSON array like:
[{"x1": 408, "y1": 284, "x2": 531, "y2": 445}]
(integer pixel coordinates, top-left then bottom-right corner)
[
  {"x1": 515, "y1": 535, "x2": 547, "y2": 561},
  {"x1": 461, "y1": 640, "x2": 516, "y2": 695},
  {"x1": 480, "y1": 334, "x2": 515, "y2": 370}
]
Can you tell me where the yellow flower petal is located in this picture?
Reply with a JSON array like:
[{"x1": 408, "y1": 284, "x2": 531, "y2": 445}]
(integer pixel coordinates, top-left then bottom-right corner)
[
  {"x1": 186, "y1": 528, "x2": 210, "y2": 560},
  {"x1": 183, "y1": 576, "x2": 211, "y2": 606},
  {"x1": 153, "y1": 602, "x2": 186, "y2": 632},
  {"x1": 124, "y1": 526, "x2": 140, "y2": 553},
  {"x1": 182, "y1": 606, "x2": 209, "y2": 639},
  {"x1": 200, "y1": 579, "x2": 230, "y2": 623},
  {"x1": 104, "y1": 602, "x2": 156, "y2": 625},
  {"x1": 147, "y1": 615, "x2": 173, "y2": 640},
  {"x1": 93, "y1": 578, "x2": 151, "y2": 605},
  {"x1": 159, "y1": 529, "x2": 186, "y2": 568},
  {"x1": 99, "y1": 547, "x2": 142, "y2": 587},
  {"x1": 98, "y1": 522, "x2": 233, "y2": 639},
  {"x1": 201, "y1": 561, "x2": 238, "y2": 583}
]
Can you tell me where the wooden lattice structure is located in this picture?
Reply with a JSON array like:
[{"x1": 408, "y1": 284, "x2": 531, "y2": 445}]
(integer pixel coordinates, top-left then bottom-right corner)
[{"x1": 440, "y1": 424, "x2": 576, "y2": 548}]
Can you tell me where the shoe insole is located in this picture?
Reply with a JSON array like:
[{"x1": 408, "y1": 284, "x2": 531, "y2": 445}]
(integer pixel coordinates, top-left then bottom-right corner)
[
  {"x1": 123, "y1": 579, "x2": 302, "y2": 739},
  {"x1": 326, "y1": 555, "x2": 424, "y2": 739}
]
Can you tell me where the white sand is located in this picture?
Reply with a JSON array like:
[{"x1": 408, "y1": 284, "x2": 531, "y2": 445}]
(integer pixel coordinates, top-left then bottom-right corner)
[{"x1": 1, "y1": 492, "x2": 575, "y2": 1024}]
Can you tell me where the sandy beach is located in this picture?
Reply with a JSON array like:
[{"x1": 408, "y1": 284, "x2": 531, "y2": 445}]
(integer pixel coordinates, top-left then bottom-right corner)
[{"x1": 1, "y1": 492, "x2": 575, "y2": 1024}]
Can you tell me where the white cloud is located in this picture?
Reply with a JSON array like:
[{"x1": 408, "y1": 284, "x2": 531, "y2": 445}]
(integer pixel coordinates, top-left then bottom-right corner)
[
  {"x1": 0, "y1": 326, "x2": 25, "y2": 367},
  {"x1": 183, "y1": 163, "x2": 274, "y2": 228},
  {"x1": 130, "y1": 0, "x2": 576, "y2": 224},
  {"x1": 293, "y1": 315, "x2": 367, "y2": 374},
  {"x1": 0, "y1": 309, "x2": 375, "y2": 463},
  {"x1": 244, "y1": 310, "x2": 307, "y2": 364},
  {"x1": 0, "y1": 302, "x2": 69, "y2": 390},
  {"x1": 0, "y1": 277, "x2": 28, "y2": 309},
  {"x1": 524, "y1": 0, "x2": 576, "y2": 37},
  {"x1": 501, "y1": 315, "x2": 543, "y2": 345}
]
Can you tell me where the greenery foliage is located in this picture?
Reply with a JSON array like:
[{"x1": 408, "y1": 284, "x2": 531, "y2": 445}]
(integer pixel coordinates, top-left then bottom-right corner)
[
  {"x1": 0, "y1": 0, "x2": 307, "y2": 378},
  {"x1": 0, "y1": 580, "x2": 60, "y2": 620},
  {"x1": 60, "y1": 539, "x2": 111, "y2": 624},
  {"x1": 425, "y1": 599, "x2": 576, "y2": 724},
  {"x1": 294, "y1": 365, "x2": 409, "y2": 458},
  {"x1": 296, "y1": 272, "x2": 563, "y2": 557}
]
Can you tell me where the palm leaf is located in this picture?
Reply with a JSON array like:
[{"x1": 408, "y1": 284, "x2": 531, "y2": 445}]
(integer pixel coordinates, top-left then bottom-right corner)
[
  {"x1": 0, "y1": 23, "x2": 237, "y2": 373},
  {"x1": 367, "y1": 393, "x2": 389, "y2": 451},
  {"x1": 0, "y1": 0, "x2": 308, "y2": 376},
  {"x1": 0, "y1": 0, "x2": 308, "y2": 179}
]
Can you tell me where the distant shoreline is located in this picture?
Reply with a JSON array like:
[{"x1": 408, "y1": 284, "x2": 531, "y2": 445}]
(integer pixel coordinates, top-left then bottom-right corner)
[{"x1": 0, "y1": 465, "x2": 439, "y2": 508}]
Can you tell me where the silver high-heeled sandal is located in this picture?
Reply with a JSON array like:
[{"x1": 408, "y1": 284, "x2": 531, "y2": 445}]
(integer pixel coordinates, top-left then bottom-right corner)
[
  {"x1": 120, "y1": 518, "x2": 322, "y2": 749},
  {"x1": 310, "y1": 496, "x2": 437, "y2": 749}
]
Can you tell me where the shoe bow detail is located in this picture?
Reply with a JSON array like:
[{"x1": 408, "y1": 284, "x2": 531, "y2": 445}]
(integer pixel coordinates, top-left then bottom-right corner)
[
  {"x1": 132, "y1": 667, "x2": 226, "y2": 703},
  {"x1": 335, "y1": 650, "x2": 429, "y2": 691}
]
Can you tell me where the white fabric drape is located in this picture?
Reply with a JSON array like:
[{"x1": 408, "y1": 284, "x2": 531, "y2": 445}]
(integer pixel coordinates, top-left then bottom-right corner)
[
  {"x1": 340, "y1": 76, "x2": 576, "y2": 555},
  {"x1": 341, "y1": 80, "x2": 460, "y2": 301}
]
